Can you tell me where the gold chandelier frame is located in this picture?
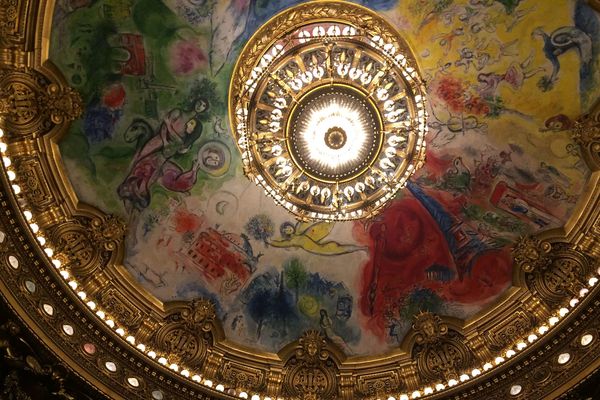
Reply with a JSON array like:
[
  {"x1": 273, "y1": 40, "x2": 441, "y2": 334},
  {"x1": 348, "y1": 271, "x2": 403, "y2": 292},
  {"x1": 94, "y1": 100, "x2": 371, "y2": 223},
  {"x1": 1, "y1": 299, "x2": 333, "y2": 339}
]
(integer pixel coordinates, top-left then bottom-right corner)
[
  {"x1": 0, "y1": 0, "x2": 599, "y2": 399},
  {"x1": 229, "y1": 2, "x2": 427, "y2": 221}
]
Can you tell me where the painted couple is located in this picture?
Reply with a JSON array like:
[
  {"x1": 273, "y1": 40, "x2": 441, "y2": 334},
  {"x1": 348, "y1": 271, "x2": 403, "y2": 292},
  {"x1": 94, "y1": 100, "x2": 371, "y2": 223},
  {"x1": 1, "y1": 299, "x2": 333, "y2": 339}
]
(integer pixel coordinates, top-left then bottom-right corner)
[{"x1": 117, "y1": 97, "x2": 209, "y2": 215}]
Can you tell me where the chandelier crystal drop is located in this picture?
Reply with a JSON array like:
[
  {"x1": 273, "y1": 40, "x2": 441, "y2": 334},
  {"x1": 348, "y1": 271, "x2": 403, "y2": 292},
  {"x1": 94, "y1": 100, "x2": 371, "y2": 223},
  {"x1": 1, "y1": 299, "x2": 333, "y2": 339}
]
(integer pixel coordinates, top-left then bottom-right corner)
[{"x1": 229, "y1": 2, "x2": 428, "y2": 221}]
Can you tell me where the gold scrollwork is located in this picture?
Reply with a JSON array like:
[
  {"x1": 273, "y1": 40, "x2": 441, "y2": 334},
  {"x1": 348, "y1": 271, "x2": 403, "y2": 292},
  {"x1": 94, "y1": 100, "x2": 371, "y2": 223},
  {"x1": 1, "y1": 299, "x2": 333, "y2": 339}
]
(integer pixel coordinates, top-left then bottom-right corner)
[
  {"x1": 577, "y1": 217, "x2": 600, "y2": 259},
  {"x1": 0, "y1": 0, "x2": 18, "y2": 34},
  {"x1": 12, "y1": 155, "x2": 56, "y2": 213},
  {"x1": 484, "y1": 310, "x2": 535, "y2": 351},
  {"x1": 515, "y1": 238, "x2": 594, "y2": 306},
  {"x1": 89, "y1": 215, "x2": 126, "y2": 252},
  {"x1": 532, "y1": 252, "x2": 588, "y2": 303},
  {"x1": 355, "y1": 370, "x2": 401, "y2": 397},
  {"x1": 98, "y1": 288, "x2": 144, "y2": 330},
  {"x1": 282, "y1": 330, "x2": 339, "y2": 400},
  {"x1": 513, "y1": 236, "x2": 552, "y2": 273},
  {"x1": 151, "y1": 299, "x2": 215, "y2": 368},
  {"x1": 572, "y1": 101, "x2": 600, "y2": 171},
  {"x1": 0, "y1": 67, "x2": 82, "y2": 136},
  {"x1": 0, "y1": 0, "x2": 23, "y2": 48},
  {"x1": 219, "y1": 361, "x2": 266, "y2": 392},
  {"x1": 296, "y1": 329, "x2": 330, "y2": 365},
  {"x1": 42, "y1": 83, "x2": 83, "y2": 125},
  {"x1": 49, "y1": 214, "x2": 124, "y2": 277},
  {"x1": 52, "y1": 224, "x2": 102, "y2": 276},
  {"x1": 411, "y1": 312, "x2": 476, "y2": 383}
]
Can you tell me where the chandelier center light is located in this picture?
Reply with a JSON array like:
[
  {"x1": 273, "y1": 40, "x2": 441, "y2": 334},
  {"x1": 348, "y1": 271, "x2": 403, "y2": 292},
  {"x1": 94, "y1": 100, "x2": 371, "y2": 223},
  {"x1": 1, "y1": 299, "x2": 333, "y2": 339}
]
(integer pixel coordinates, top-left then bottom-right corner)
[
  {"x1": 288, "y1": 84, "x2": 383, "y2": 182},
  {"x1": 229, "y1": 1, "x2": 428, "y2": 221},
  {"x1": 324, "y1": 127, "x2": 346, "y2": 150}
]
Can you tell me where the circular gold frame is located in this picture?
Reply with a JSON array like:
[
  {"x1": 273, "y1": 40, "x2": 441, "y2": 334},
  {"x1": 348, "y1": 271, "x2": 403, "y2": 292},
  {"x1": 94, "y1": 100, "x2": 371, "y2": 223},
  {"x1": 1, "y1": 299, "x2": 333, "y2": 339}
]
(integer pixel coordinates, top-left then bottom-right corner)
[{"x1": 229, "y1": 1, "x2": 428, "y2": 221}]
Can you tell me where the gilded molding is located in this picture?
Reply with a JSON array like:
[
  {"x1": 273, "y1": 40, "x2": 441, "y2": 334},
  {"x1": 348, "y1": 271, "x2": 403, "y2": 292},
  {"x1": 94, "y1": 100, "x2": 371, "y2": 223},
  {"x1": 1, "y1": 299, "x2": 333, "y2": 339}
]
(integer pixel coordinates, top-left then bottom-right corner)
[
  {"x1": 577, "y1": 216, "x2": 600, "y2": 259},
  {"x1": 410, "y1": 312, "x2": 477, "y2": 384},
  {"x1": 0, "y1": 66, "x2": 82, "y2": 137},
  {"x1": 49, "y1": 214, "x2": 125, "y2": 278},
  {"x1": 0, "y1": 0, "x2": 36, "y2": 50},
  {"x1": 265, "y1": 367, "x2": 283, "y2": 398},
  {"x1": 151, "y1": 299, "x2": 216, "y2": 369},
  {"x1": 219, "y1": 361, "x2": 267, "y2": 392},
  {"x1": 281, "y1": 330, "x2": 340, "y2": 400},
  {"x1": 514, "y1": 237, "x2": 594, "y2": 307},
  {"x1": 355, "y1": 370, "x2": 402, "y2": 398},
  {"x1": 14, "y1": 154, "x2": 54, "y2": 209},
  {"x1": 0, "y1": 0, "x2": 20, "y2": 45},
  {"x1": 572, "y1": 99, "x2": 600, "y2": 171},
  {"x1": 483, "y1": 309, "x2": 536, "y2": 351},
  {"x1": 202, "y1": 349, "x2": 225, "y2": 379},
  {"x1": 338, "y1": 372, "x2": 355, "y2": 400},
  {"x1": 98, "y1": 287, "x2": 144, "y2": 330},
  {"x1": 89, "y1": 215, "x2": 127, "y2": 252},
  {"x1": 512, "y1": 236, "x2": 552, "y2": 273}
]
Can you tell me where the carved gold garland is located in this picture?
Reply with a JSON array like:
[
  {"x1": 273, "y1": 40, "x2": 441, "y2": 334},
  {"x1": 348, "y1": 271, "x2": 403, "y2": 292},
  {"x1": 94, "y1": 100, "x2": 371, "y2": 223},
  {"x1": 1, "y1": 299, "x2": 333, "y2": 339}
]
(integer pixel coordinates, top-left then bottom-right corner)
[{"x1": 0, "y1": 0, "x2": 599, "y2": 399}]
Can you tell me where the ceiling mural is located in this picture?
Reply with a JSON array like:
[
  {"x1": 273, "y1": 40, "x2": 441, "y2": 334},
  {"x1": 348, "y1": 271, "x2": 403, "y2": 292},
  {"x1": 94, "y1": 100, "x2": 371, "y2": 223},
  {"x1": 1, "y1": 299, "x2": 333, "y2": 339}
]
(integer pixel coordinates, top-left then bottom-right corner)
[{"x1": 49, "y1": 0, "x2": 598, "y2": 356}]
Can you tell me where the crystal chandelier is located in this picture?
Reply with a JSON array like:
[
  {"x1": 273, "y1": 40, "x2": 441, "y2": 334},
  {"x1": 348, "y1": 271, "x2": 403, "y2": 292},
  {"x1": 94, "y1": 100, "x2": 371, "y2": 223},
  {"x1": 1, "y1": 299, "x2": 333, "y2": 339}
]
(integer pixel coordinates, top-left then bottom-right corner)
[{"x1": 229, "y1": 1, "x2": 428, "y2": 221}]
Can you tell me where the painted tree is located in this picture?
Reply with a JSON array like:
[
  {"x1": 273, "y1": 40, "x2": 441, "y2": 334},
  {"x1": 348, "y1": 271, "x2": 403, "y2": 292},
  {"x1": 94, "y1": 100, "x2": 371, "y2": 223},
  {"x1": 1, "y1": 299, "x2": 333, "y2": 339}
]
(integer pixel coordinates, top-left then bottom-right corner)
[
  {"x1": 244, "y1": 214, "x2": 274, "y2": 244},
  {"x1": 399, "y1": 287, "x2": 443, "y2": 321},
  {"x1": 247, "y1": 288, "x2": 271, "y2": 340},
  {"x1": 244, "y1": 272, "x2": 297, "y2": 342},
  {"x1": 284, "y1": 258, "x2": 308, "y2": 302}
]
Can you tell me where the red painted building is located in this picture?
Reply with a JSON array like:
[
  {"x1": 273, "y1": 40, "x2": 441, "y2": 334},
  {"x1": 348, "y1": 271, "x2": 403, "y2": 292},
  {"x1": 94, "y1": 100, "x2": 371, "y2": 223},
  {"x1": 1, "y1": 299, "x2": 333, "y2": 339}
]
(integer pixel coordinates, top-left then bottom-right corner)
[{"x1": 186, "y1": 228, "x2": 250, "y2": 283}]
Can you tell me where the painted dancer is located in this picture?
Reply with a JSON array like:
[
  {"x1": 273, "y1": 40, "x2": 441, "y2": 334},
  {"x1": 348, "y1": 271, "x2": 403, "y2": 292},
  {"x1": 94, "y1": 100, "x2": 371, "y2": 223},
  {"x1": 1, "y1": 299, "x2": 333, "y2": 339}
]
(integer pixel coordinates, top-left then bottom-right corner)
[{"x1": 117, "y1": 97, "x2": 208, "y2": 214}]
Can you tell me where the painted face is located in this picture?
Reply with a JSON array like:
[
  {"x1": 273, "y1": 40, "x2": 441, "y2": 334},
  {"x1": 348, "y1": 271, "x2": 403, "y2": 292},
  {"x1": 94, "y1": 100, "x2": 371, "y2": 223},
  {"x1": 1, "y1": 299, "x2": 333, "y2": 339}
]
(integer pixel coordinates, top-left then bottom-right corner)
[
  {"x1": 186, "y1": 119, "x2": 197, "y2": 134},
  {"x1": 204, "y1": 151, "x2": 221, "y2": 167},
  {"x1": 194, "y1": 99, "x2": 207, "y2": 113},
  {"x1": 282, "y1": 225, "x2": 294, "y2": 236}
]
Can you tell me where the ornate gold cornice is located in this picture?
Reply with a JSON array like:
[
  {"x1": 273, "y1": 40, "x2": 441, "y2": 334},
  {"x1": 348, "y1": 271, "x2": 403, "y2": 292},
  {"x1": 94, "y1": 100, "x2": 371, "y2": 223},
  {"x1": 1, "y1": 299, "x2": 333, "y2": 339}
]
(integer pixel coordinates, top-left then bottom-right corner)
[
  {"x1": 513, "y1": 237, "x2": 597, "y2": 307},
  {"x1": 0, "y1": 65, "x2": 82, "y2": 137},
  {"x1": 572, "y1": 98, "x2": 600, "y2": 172},
  {"x1": 0, "y1": 0, "x2": 599, "y2": 399},
  {"x1": 0, "y1": 0, "x2": 36, "y2": 51}
]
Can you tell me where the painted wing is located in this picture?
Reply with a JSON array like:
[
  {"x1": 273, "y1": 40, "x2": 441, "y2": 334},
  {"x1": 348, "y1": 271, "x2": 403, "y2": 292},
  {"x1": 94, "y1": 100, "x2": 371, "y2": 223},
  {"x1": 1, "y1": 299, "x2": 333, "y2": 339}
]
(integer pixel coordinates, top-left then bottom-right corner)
[
  {"x1": 210, "y1": 0, "x2": 251, "y2": 75},
  {"x1": 296, "y1": 221, "x2": 335, "y2": 242},
  {"x1": 551, "y1": 27, "x2": 592, "y2": 64}
]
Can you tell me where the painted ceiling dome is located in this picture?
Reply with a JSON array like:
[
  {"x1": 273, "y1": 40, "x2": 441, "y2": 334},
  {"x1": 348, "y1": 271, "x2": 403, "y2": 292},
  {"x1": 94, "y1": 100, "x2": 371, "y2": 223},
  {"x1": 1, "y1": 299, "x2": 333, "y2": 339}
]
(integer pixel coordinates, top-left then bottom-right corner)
[
  {"x1": 1, "y1": 0, "x2": 600, "y2": 399},
  {"x1": 52, "y1": 0, "x2": 594, "y2": 356}
]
